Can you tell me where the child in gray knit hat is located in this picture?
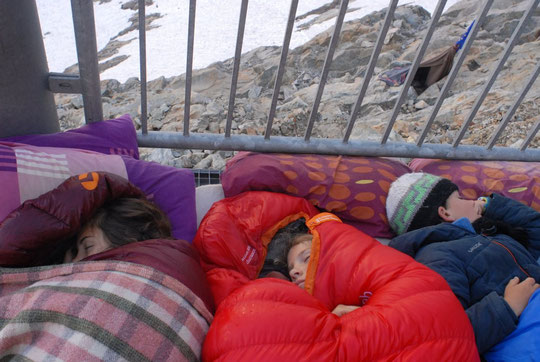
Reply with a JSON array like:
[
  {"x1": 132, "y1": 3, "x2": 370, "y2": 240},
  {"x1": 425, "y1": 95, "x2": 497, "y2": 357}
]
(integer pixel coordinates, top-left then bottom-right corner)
[{"x1": 386, "y1": 172, "x2": 540, "y2": 360}]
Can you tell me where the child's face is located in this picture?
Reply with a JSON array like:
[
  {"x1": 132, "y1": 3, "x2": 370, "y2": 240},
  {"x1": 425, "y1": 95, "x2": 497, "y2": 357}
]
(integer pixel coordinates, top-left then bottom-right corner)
[
  {"x1": 64, "y1": 225, "x2": 113, "y2": 263},
  {"x1": 439, "y1": 191, "x2": 484, "y2": 223},
  {"x1": 287, "y1": 236, "x2": 312, "y2": 289}
]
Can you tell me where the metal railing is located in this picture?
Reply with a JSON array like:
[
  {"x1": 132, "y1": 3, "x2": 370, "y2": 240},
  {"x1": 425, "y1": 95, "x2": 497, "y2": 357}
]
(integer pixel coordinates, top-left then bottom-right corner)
[{"x1": 7, "y1": 0, "x2": 540, "y2": 161}]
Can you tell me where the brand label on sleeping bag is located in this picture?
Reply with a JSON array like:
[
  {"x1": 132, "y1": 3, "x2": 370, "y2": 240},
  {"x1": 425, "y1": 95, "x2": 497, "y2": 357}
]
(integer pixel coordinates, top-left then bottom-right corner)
[
  {"x1": 241, "y1": 245, "x2": 256, "y2": 265},
  {"x1": 78, "y1": 172, "x2": 99, "y2": 190},
  {"x1": 359, "y1": 291, "x2": 373, "y2": 305}
]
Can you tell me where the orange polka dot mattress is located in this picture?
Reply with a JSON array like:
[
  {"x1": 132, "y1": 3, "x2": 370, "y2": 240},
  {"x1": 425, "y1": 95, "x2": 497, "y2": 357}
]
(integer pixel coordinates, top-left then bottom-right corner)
[
  {"x1": 221, "y1": 152, "x2": 412, "y2": 238},
  {"x1": 220, "y1": 152, "x2": 540, "y2": 239}
]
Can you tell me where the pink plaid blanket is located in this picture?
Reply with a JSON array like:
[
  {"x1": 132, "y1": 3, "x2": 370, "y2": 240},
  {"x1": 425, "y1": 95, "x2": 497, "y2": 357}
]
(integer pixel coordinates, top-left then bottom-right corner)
[{"x1": 0, "y1": 261, "x2": 213, "y2": 361}]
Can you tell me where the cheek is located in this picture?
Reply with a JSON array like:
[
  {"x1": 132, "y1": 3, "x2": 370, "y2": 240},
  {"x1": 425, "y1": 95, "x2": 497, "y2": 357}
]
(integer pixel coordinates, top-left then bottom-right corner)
[
  {"x1": 465, "y1": 203, "x2": 477, "y2": 215},
  {"x1": 459, "y1": 203, "x2": 478, "y2": 219}
]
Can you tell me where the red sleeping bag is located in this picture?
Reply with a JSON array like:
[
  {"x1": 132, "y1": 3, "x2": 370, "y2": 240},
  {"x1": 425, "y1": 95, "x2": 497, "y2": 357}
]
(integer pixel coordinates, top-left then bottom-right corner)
[{"x1": 194, "y1": 191, "x2": 479, "y2": 361}]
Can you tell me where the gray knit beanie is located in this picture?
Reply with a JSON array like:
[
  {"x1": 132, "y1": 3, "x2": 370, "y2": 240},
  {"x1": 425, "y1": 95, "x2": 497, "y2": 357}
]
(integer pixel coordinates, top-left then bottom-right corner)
[{"x1": 386, "y1": 173, "x2": 458, "y2": 235}]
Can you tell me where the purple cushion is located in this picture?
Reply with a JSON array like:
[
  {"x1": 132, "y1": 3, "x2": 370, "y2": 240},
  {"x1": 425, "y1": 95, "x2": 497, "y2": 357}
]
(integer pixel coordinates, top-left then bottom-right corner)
[
  {"x1": 409, "y1": 158, "x2": 540, "y2": 211},
  {"x1": 0, "y1": 117, "x2": 197, "y2": 242},
  {"x1": 221, "y1": 152, "x2": 412, "y2": 238},
  {"x1": 122, "y1": 155, "x2": 197, "y2": 241},
  {"x1": 2, "y1": 115, "x2": 139, "y2": 159}
]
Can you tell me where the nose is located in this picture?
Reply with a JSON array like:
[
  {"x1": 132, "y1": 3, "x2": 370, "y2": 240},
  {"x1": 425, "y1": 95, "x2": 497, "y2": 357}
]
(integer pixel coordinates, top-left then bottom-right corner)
[
  {"x1": 72, "y1": 248, "x2": 84, "y2": 262},
  {"x1": 64, "y1": 246, "x2": 77, "y2": 263},
  {"x1": 289, "y1": 266, "x2": 300, "y2": 281}
]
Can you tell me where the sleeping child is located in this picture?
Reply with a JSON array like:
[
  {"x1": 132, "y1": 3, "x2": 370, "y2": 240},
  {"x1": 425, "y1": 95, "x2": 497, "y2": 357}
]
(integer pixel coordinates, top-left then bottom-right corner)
[
  {"x1": 386, "y1": 172, "x2": 540, "y2": 359},
  {"x1": 286, "y1": 229, "x2": 360, "y2": 317},
  {"x1": 266, "y1": 217, "x2": 362, "y2": 316},
  {"x1": 64, "y1": 197, "x2": 172, "y2": 262},
  {"x1": 194, "y1": 191, "x2": 480, "y2": 360},
  {"x1": 0, "y1": 171, "x2": 215, "y2": 360}
]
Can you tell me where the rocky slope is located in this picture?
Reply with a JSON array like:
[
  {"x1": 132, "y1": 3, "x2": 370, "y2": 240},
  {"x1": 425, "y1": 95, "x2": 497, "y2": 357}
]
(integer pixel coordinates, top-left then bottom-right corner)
[{"x1": 56, "y1": 0, "x2": 540, "y2": 169}]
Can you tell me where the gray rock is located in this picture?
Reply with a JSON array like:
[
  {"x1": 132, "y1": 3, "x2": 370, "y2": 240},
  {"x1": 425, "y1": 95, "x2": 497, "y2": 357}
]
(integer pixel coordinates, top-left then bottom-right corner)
[
  {"x1": 248, "y1": 85, "x2": 262, "y2": 99},
  {"x1": 175, "y1": 155, "x2": 194, "y2": 168},
  {"x1": 190, "y1": 118, "x2": 209, "y2": 132},
  {"x1": 191, "y1": 92, "x2": 212, "y2": 105},
  {"x1": 203, "y1": 101, "x2": 224, "y2": 117},
  {"x1": 122, "y1": 77, "x2": 140, "y2": 91},
  {"x1": 145, "y1": 148, "x2": 175, "y2": 166},
  {"x1": 210, "y1": 153, "x2": 227, "y2": 170},
  {"x1": 193, "y1": 155, "x2": 213, "y2": 169},
  {"x1": 191, "y1": 152, "x2": 206, "y2": 165},
  {"x1": 71, "y1": 95, "x2": 84, "y2": 109},
  {"x1": 414, "y1": 100, "x2": 429, "y2": 110},
  {"x1": 417, "y1": 85, "x2": 439, "y2": 105},
  {"x1": 101, "y1": 79, "x2": 121, "y2": 97}
]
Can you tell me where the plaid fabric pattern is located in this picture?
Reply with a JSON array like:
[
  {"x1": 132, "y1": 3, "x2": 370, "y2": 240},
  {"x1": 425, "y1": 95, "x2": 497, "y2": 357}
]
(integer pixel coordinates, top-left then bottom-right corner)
[{"x1": 0, "y1": 261, "x2": 212, "y2": 361}]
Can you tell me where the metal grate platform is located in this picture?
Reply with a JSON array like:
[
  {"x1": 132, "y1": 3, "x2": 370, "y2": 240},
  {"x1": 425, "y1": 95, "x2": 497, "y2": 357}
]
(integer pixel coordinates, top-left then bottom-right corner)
[{"x1": 192, "y1": 169, "x2": 222, "y2": 187}]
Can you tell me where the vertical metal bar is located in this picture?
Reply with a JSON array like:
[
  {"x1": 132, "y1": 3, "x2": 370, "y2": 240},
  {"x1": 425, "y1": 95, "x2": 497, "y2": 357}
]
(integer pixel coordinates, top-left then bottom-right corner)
[
  {"x1": 453, "y1": 0, "x2": 540, "y2": 147},
  {"x1": 304, "y1": 0, "x2": 349, "y2": 141},
  {"x1": 225, "y1": 0, "x2": 249, "y2": 138},
  {"x1": 488, "y1": 61, "x2": 540, "y2": 149},
  {"x1": 71, "y1": 0, "x2": 103, "y2": 123},
  {"x1": 417, "y1": 0, "x2": 492, "y2": 146},
  {"x1": 0, "y1": 0, "x2": 59, "y2": 137},
  {"x1": 520, "y1": 120, "x2": 539, "y2": 151},
  {"x1": 138, "y1": 0, "x2": 148, "y2": 134},
  {"x1": 381, "y1": 0, "x2": 447, "y2": 144},
  {"x1": 184, "y1": 0, "x2": 197, "y2": 137},
  {"x1": 343, "y1": 0, "x2": 398, "y2": 143},
  {"x1": 265, "y1": 0, "x2": 299, "y2": 140}
]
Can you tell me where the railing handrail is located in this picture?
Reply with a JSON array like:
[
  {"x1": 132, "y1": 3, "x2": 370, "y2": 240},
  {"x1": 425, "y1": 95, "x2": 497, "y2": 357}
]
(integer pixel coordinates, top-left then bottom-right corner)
[{"x1": 59, "y1": 0, "x2": 540, "y2": 161}]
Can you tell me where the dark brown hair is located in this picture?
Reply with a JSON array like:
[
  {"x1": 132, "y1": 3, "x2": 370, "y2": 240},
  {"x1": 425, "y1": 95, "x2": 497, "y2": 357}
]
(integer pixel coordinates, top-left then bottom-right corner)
[
  {"x1": 84, "y1": 197, "x2": 172, "y2": 246},
  {"x1": 259, "y1": 218, "x2": 309, "y2": 279}
]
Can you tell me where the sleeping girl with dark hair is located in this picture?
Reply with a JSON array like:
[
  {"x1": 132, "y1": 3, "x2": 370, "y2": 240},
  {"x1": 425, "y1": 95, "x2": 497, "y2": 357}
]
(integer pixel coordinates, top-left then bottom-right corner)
[
  {"x1": 258, "y1": 218, "x2": 308, "y2": 280},
  {"x1": 64, "y1": 197, "x2": 172, "y2": 262}
]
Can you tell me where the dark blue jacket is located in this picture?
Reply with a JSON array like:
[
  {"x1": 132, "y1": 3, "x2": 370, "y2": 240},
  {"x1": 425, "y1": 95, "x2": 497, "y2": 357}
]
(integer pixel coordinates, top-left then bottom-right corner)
[{"x1": 389, "y1": 194, "x2": 540, "y2": 354}]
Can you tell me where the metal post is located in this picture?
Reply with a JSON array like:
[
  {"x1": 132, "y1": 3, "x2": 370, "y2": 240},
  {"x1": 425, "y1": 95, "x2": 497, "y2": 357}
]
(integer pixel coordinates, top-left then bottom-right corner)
[
  {"x1": 71, "y1": 0, "x2": 103, "y2": 124},
  {"x1": 225, "y1": 0, "x2": 249, "y2": 138},
  {"x1": 0, "y1": 0, "x2": 59, "y2": 137},
  {"x1": 305, "y1": 0, "x2": 349, "y2": 141},
  {"x1": 139, "y1": 0, "x2": 148, "y2": 134},
  {"x1": 184, "y1": 0, "x2": 197, "y2": 137}
]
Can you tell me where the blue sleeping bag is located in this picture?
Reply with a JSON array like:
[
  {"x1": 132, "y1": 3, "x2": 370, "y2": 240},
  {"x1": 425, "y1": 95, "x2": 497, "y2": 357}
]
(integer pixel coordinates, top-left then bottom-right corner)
[{"x1": 484, "y1": 289, "x2": 540, "y2": 361}]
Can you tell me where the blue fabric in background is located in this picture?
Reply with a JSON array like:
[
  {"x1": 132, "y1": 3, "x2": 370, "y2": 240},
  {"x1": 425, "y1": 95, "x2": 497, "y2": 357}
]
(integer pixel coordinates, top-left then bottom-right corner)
[
  {"x1": 484, "y1": 288, "x2": 540, "y2": 361},
  {"x1": 455, "y1": 20, "x2": 475, "y2": 51}
]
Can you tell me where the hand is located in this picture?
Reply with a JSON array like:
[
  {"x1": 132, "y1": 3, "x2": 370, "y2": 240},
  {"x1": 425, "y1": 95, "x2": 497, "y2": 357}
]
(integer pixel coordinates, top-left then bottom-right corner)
[
  {"x1": 504, "y1": 277, "x2": 540, "y2": 317},
  {"x1": 332, "y1": 304, "x2": 360, "y2": 317}
]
